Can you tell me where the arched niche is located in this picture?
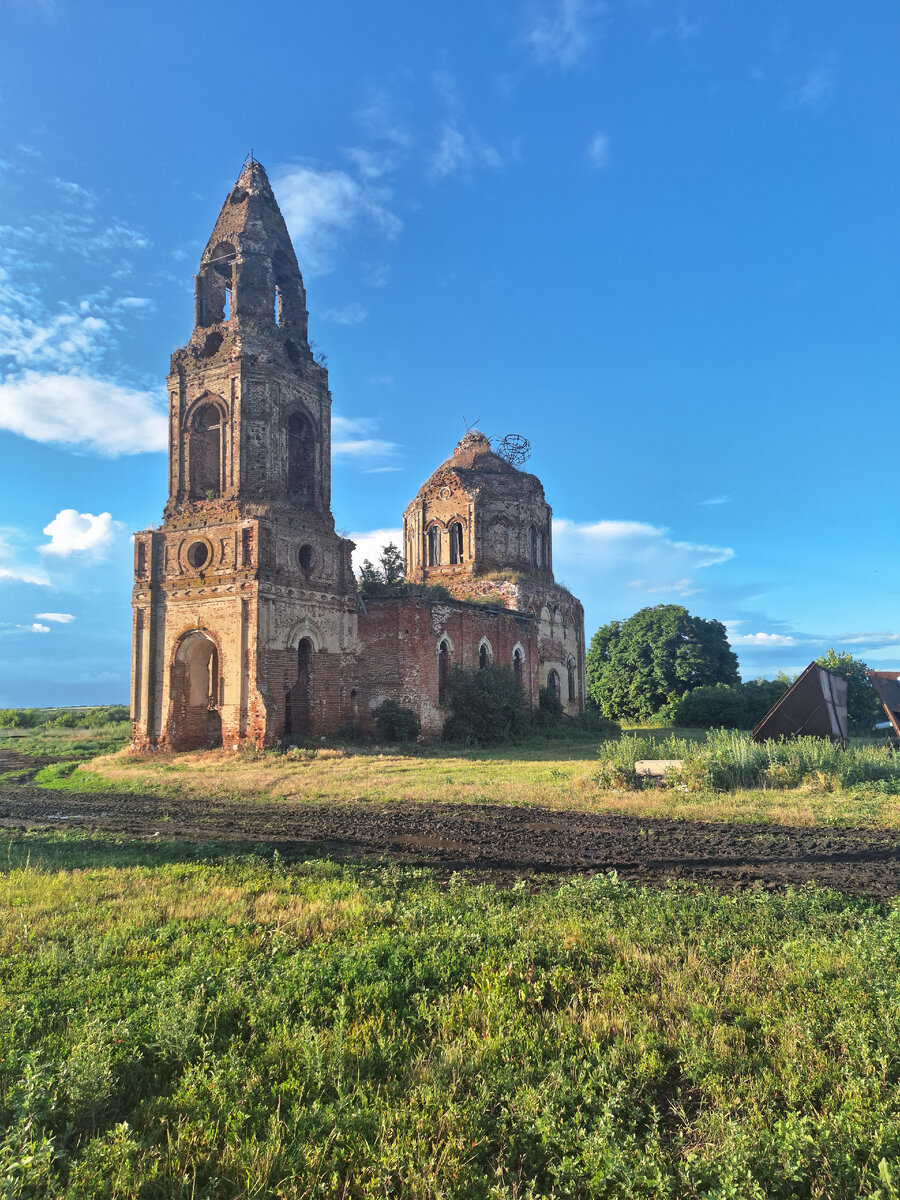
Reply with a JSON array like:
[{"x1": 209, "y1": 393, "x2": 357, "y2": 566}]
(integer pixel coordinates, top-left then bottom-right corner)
[
  {"x1": 170, "y1": 630, "x2": 222, "y2": 750},
  {"x1": 196, "y1": 241, "x2": 236, "y2": 327},
  {"x1": 189, "y1": 401, "x2": 225, "y2": 499},
  {"x1": 287, "y1": 409, "x2": 315, "y2": 503}
]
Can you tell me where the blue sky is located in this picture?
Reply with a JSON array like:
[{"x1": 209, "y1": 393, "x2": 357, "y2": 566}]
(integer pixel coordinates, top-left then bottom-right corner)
[{"x1": 1, "y1": 0, "x2": 899, "y2": 705}]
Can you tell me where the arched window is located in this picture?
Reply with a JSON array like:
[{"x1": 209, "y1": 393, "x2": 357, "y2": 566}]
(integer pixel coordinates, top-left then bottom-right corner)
[
  {"x1": 567, "y1": 657, "x2": 576, "y2": 702},
  {"x1": 538, "y1": 531, "x2": 546, "y2": 569},
  {"x1": 428, "y1": 526, "x2": 442, "y2": 567},
  {"x1": 190, "y1": 403, "x2": 222, "y2": 499},
  {"x1": 449, "y1": 521, "x2": 464, "y2": 564},
  {"x1": 513, "y1": 647, "x2": 523, "y2": 684},
  {"x1": 479, "y1": 640, "x2": 492, "y2": 670},
  {"x1": 547, "y1": 669, "x2": 561, "y2": 700},
  {"x1": 438, "y1": 639, "x2": 451, "y2": 703},
  {"x1": 197, "y1": 241, "x2": 235, "y2": 327},
  {"x1": 287, "y1": 411, "x2": 314, "y2": 502},
  {"x1": 530, "y1": 526, "x2": 537, "y2": 567}
]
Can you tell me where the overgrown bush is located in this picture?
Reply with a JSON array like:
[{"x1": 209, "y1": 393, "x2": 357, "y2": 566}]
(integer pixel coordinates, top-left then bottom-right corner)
[
  {"x1": 595, "y1": 728, "x2": 900, "y2": 793},
  {"x1": 443, "y1": 666, "x2": 527, "y2": 746},
  {"x1": 372, "y1": 699, "x2": 420, "y2": 742},
  {"x1": 577, "y1": 706, "x2": 621, "y2": 738},
  {"x1": 0, "y1": 708, "x2": 39, "y2": 728}
]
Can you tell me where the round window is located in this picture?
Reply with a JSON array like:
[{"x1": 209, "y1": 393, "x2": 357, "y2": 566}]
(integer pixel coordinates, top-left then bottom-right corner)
[
  {"x1": 187, "y1": 541, "x2": 210, "y2": 570},
  {"x1": 298, "y1": 544, "x2": 314, "y2": 572}
]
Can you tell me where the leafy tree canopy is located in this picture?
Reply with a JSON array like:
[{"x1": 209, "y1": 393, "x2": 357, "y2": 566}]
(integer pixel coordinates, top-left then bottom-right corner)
[
  {"x1": 815, "y1": 649, "x2": 884, "y2": 734},
  {"x1": 357, "y1": 542, "x2": 406, "y2": 592},
  {"x1": 586, "y1": 604, "x2": 740, "y2": 722}
]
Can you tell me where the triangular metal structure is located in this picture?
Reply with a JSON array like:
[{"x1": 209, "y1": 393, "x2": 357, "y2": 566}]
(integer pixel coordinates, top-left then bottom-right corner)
[
  {"x1": 867, "y1": 671, "x2": 900, "y2": 738},
  {"x1": 751, "y1": 661, "x2": 848, "y2": 744}
]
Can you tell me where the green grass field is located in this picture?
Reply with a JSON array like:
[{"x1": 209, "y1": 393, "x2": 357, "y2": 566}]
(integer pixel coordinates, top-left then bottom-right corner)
[
  {"x1": 7, "y1": 712, "x2": 900, "y2": 1195},
  {"x1": 4, "y1": 832, "x2": 900, "y2": 1198}
]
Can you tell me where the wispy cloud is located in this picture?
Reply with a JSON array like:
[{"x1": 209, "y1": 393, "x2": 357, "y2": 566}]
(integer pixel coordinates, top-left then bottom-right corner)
[
  {"x1": 332, "y1": 415, "x2": 400, "y2": 462},
  {"x1": 788, "y1": 57, "x2": 836, "y2": 111},
  {"x1": 38, "y1": 509, "x2": 124, "y2": 559},
  {"x1": 521, "y1": 0, "x2": 607, "y2": 70},
  {"x1": 0, "y1": 535, "x2": 51, "y2": 586},
  {"x1": 323, "y1": 301, "x2": 368, "y2": 326},
  {"x1": 35, "y1": 612, "x2": 74, "y2": 623},
  {"x1": 700, "y1": 493, "x2": 733, "y2": 506},
  {"x1": 586, "y1": 130, "x2": 610, "y2": 169},
  {"x1": 427, "y1": 72, "x2": 508, "y2": 182},
  {"x1": 272, "y1": 164, "x2": 402, "y2": 277}
]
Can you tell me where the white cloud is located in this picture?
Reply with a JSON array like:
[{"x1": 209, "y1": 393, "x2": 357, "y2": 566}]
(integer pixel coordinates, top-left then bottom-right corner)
[
  {"x1": 427, "y1": 71, "x2": 508, "y2": 182},
  {"x1": 586, "y1": 130, "x2": 610, "y2": 169},
  {"x1": 0, "y1": 535, "x2": 51, "y2": 586},
  {"x1": 323, "y1": 302, "x2": 368, "y2": 326},
  {"x1": 35, "y1": 612, "x2": 74, "y2": 623},
  {"x1": 729, "y1": 631, "x2": 796, "y2": 648},
  {"x1": 700, "y1": 493, "x2": 733, "y2": 506},
  {"x1": 347, "y1": 528, "x2": 404, "y2": 576},
  {"x1": 551, "y1": 517, "x2": 734, "y2": 617},
  {"x1": 0, "y1": 372, "x2": 167, "y2": 455},
  {"x1": 522, "y1": 0, "x2": 606, "y2": 70},
  {"x1": 332, "y1": 414, "x2": 399, "y2": 461},
  {"x1": 38, "y1": 510, "x2": 124, "y2": 559},
  {"x1": 272, "y1": 165, "x2": 402, "y2": 276},
  {"x1": 25, "y1": 623, "x2": 50, "y2": 633},
  {"x1": 788, "y1": 59, "x2": 836, "y2": 110}
]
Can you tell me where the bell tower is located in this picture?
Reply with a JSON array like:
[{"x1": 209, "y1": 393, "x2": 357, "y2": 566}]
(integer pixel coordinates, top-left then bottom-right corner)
[{"x1": 131, "y1": 160, "x2": 359, "y2": 751}]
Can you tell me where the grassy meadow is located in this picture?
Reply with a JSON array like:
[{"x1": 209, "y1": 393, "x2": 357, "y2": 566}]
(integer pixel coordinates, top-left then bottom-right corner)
[
  {"x1": 5, "y1": 832, "x2": 900, "y2": 1198},
  {"x1": 7, "y1": 711, "x2": 900, "y2": 1194},
  {"x1": 13, "y1": 713, "x2": 900, "y2": 830}
]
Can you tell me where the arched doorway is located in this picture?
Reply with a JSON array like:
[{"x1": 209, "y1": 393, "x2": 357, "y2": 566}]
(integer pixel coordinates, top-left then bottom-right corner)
[
  {"x1": 172, "y1": 632, "x2": 222, "y2": 750},
  {"x1": 285, "y1": 637, "x2": 314, "y2": 736}
]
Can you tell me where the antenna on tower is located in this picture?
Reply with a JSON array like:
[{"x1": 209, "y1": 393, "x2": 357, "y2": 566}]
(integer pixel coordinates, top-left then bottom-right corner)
[{"x1": 462, "y1": 415, "x2": 481, "y2": 433}]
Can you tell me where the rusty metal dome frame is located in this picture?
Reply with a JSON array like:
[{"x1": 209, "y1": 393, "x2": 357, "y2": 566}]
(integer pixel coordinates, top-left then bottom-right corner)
[{"x1": 494, "y1": 433, "x2": 532, "y2": 467}]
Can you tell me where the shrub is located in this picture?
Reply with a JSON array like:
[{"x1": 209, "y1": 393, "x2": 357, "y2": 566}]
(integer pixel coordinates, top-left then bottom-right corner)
[
  {"x1": 671, "y1": 684, "x2": 748, "y2": 729},
  {"x1": 372, "y1": 700, "x2": 420, "y2": 742},
  {"x1": 443, "y1": 666, "x2": 527, "y2": 746},
  {"x1": 0, "y1": 708, "x2": 39, "y2": 728},
  {"x1": 577, "y1": 707, "x2": 621, "y2": 738}
]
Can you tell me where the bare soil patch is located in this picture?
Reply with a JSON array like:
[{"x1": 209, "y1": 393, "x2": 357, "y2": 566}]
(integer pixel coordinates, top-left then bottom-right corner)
[{"x1": 3, "y1": 768, "x2": 900, "y2": 896}]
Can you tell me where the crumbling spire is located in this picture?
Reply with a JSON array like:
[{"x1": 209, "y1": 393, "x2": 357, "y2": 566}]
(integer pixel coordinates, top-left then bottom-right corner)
[{"x1": 192, "y1": 159, "x2": 309, "y2": 345}]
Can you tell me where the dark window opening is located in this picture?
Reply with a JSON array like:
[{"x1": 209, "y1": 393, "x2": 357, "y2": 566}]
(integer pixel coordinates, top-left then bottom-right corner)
[
  {"x1": 538, "y1": 531, "x2": 546, "y2": 569},
  {"x1": 449, "y1": 521, "x2": 464, "y2": 564},
  {"x1": 241, "y1": 527, "x2": 253, "y2": 568},
  {"x1": 479, "y1": 643, "x2": 489, "y2": 670},
  {"x1": 136, "y1": 541, "x2": 146, "y2": 576},
  {"x1": 428, "y1": 526, "x2": 442, "y2": 566},
  {"x1": 548, "y1": 669, "x2": 561, "y2": 700},
  {"x1": 513, "y1": 648, "x2": 523, "y2": 684},
  {"x1": 190, "y1": 403, "x2": 222, "y2": 499},
  {"x1": 567, "y1": 658, "x2": 576, "y2": 702},
  {"x1": 438, "y1": 640, "x2": 450, "y2": 704},
  {"x1": 187, "y1": 540, "x2": 210, "y2": 570},
  {"x1": 287, "y1": 411, "x2": 314, "y2": 503},
  {"x1": 274, "y1": 285, "x2": 283, "y2": 326},
  {"x1": 530, "y1": 526, "x2": 537, "y2": 567},
  {"x1": 298, "y1": 544, "x2": 314, "y2": 572}
]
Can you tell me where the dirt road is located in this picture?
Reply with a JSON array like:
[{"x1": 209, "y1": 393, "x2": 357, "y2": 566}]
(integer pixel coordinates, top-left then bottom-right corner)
[{"x1": 3, "y1": 758, "x2": 900, "y2": 896}]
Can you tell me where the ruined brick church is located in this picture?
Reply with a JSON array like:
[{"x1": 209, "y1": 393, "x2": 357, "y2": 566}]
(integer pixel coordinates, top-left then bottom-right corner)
[{"x1": 131, "y1": 161, "x2": 585, "y2": 749}]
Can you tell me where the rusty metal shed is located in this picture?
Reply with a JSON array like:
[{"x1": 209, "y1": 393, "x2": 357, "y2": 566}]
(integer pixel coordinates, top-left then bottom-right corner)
[
  {"x1": 867, "y1": 671, "x2": 900, "y2": 738},
  {"x1": 751, "y1": 662, "x2": 848, "y2": 744}
]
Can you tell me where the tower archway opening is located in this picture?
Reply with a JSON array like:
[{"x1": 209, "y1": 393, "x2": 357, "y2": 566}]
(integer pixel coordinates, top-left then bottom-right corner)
[
  {"x1": 285, "y1": 637, "x2": 314, "y2": 736},
  {"x1": 171, "y1": 632, "x2": 222, "y2": 750},
  {"x1": 190, "y1": 403, "x2": 223, "y2": 499}
]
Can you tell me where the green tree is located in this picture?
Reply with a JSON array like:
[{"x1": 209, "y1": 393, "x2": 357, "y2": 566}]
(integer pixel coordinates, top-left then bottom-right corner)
[
  {"x1": 815, "y1": 649, "x2": 883, "y2": 734},
  {"x1": 379, "y1": 542, "x2": 405, "y2": 586},
  {"x1": 586, "y1": 604, "x2": 740, "y2": 722},
  {"x1": 357, "y1": 542, "x2": 406, "y2": 592}
]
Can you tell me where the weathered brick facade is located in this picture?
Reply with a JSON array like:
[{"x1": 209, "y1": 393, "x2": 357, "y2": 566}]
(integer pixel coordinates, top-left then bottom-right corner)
[
  {"x1": 403, "y1": 431, "x2": 586, "y2": 715},
  {"x1": 132, "y1": 161, "x2": 585, "y2": 750}
]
